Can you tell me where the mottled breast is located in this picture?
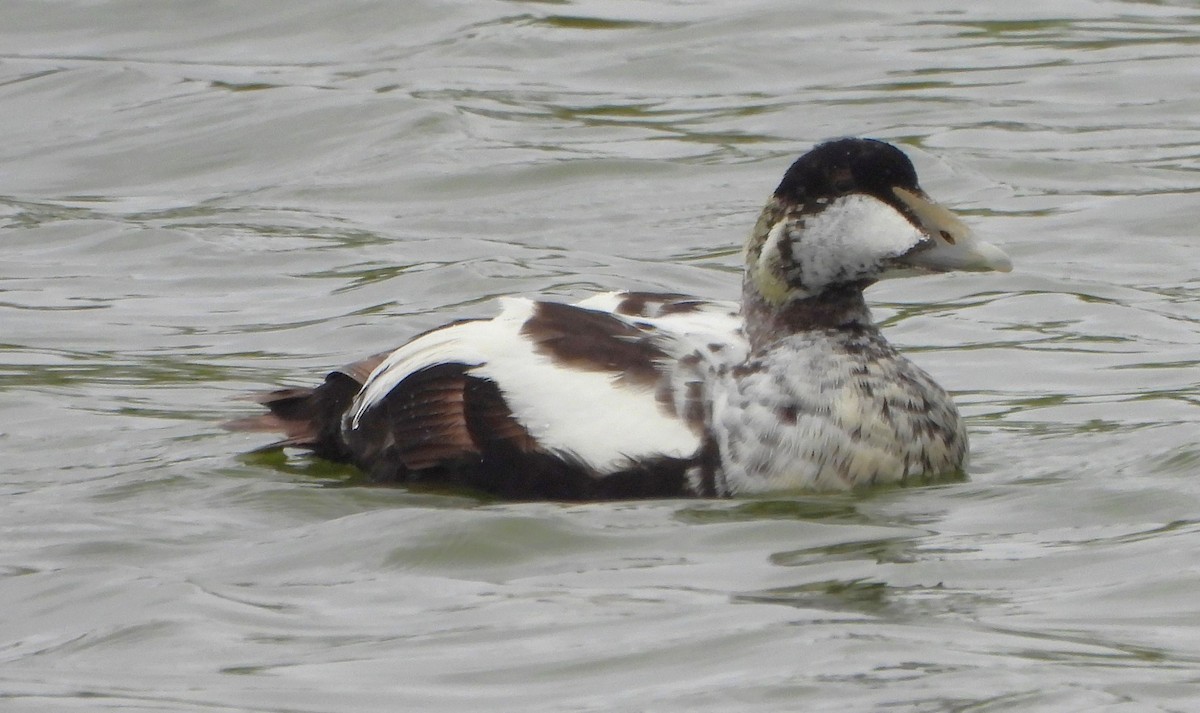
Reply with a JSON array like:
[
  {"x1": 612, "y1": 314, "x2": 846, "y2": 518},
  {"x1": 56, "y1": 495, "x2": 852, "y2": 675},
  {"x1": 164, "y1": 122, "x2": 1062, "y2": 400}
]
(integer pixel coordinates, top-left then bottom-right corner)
[{"x1": 709, "y1": 326, "x2": 968, "y2": 494}]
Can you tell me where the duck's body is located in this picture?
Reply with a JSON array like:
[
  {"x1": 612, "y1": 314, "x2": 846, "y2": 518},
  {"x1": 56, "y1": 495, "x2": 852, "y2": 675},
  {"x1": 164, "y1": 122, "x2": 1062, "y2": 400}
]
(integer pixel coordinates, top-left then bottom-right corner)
[{"x1": 229, "y1": 139, "x2": 1010, "y2": 499}]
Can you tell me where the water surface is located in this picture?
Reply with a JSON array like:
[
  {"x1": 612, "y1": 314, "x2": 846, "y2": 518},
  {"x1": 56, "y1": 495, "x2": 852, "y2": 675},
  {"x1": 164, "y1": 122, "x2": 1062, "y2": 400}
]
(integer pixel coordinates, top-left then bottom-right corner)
[{"x1": 2, "y1": 1, "x2": 1199, "y2": 711}]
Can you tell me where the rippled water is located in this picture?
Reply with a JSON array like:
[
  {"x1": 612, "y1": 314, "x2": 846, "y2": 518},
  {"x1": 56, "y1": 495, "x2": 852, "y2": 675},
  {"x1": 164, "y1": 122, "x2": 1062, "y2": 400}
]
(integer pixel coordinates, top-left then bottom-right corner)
[{"x1": 2, "y1": 1, "x2": 1199, "y2": 710}]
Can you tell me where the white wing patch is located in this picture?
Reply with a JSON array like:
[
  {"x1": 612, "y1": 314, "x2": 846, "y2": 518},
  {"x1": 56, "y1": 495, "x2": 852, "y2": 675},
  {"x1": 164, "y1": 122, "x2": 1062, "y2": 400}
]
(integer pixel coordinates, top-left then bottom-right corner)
[
  {"x1": 576, "y1": 291, "x2": 745, "y2": 355},
  {"x1": 572, "y1": 291, "x2": 629, "y2": 313},
  {"x1": 574, "y1": 291, "x2": 749, "y2": 430},
  {"x1": 347, "y1": 296, "x2": 707, "y2": 475}
]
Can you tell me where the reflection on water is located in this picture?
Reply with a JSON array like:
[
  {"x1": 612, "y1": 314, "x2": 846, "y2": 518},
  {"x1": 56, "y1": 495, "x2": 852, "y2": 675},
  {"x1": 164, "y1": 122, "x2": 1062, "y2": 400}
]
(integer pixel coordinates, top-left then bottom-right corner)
[{"x1": 1, "y1": 0, "x2": 1199, "y2": 710}]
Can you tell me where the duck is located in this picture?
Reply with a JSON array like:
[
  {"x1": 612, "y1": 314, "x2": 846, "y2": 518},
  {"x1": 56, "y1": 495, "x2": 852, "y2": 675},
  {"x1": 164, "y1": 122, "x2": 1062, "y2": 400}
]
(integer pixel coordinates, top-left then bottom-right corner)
[{"x1": 227, "y1": 138, "x2": 1011, "y2": 500}]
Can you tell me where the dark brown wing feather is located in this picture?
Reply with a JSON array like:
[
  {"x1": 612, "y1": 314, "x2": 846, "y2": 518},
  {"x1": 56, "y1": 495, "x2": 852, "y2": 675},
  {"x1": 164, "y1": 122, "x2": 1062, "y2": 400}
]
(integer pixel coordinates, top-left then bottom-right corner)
[
  {"x1": 609, "y1": 291, "x2": 713, "y2": 318},
  {"x1": 228, "y1": 308, "x2": 694, "y2": 499},
  {"x1": 520, "y1": 301, "x2": 664, "y2": 387},
  {"x1": 344, "y1": 361, "x2": 690, "y2": 499},
  {"x1": 368, "y1": 364, "x2": 478, "y2": 470}
]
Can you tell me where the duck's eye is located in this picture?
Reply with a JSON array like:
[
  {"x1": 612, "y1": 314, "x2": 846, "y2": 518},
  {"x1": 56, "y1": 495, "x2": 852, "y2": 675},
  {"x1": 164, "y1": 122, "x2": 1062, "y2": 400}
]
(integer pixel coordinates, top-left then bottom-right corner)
[{"x1": 831, "y1": 176, "x2": 854, "y2": 193}]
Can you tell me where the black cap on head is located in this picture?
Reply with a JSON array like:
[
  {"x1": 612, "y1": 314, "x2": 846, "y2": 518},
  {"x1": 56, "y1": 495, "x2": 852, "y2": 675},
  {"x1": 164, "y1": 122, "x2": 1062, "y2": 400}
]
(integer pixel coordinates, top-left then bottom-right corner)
[{"x1": 774, "y1": 138, "x2": 920, "y2": 204}]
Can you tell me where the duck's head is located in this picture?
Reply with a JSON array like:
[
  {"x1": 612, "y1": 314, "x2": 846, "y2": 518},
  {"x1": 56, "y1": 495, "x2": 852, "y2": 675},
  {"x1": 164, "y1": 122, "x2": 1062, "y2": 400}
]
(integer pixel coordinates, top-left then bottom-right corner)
[{"x1": 744, "y1": 138, "x2": 1011, "y2": 306}]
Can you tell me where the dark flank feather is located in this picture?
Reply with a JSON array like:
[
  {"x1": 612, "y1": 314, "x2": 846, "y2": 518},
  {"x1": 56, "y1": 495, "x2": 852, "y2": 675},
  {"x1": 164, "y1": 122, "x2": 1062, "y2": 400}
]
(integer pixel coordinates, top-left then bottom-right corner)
[{"x1": 344, "y1": 362, "x2": 690, "y2": 500}]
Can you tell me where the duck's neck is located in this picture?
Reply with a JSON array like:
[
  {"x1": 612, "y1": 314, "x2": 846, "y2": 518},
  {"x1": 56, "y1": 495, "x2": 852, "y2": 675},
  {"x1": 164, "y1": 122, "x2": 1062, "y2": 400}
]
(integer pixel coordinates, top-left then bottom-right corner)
[{"x1": 740, "y1": 280, "x2": 875, "y2": 351}]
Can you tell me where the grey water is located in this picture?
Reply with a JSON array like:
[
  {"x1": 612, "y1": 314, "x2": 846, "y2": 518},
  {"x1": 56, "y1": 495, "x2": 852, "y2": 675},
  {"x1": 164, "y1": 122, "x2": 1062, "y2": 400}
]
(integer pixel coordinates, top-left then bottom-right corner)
[{"x1": 2, "y1": 1, "x2": 1199, "y2": 711}]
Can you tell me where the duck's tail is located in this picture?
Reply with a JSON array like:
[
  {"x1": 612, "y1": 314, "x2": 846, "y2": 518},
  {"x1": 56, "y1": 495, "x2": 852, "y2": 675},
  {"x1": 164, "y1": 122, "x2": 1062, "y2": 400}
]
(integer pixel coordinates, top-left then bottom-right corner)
[{"x1": 223, "y1": 353, "x2": 389, "y2": 463}]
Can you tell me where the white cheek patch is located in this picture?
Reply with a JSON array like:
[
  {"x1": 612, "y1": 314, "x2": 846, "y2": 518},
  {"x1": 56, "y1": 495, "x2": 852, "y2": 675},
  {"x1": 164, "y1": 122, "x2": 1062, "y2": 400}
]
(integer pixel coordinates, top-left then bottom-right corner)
[{"x1": 793, "y1": 194, "x2": 927, "y2": 290}]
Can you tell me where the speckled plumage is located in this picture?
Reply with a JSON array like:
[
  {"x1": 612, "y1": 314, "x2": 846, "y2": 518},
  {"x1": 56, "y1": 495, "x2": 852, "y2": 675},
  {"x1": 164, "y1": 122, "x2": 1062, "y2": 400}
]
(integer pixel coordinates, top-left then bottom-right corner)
[
  {"x1": 227, "y1": 138, "x2": 1010, "y2": 499},
  {"x1": 703, "y1": 309, "x2": 967, "y2": 494}
]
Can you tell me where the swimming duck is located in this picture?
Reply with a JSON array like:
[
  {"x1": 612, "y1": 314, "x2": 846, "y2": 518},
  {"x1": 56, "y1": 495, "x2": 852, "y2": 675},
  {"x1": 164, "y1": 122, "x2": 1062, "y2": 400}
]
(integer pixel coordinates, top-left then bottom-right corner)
[{"x1": 228, "y1": 138, "x2": 1011, "y2": 499}]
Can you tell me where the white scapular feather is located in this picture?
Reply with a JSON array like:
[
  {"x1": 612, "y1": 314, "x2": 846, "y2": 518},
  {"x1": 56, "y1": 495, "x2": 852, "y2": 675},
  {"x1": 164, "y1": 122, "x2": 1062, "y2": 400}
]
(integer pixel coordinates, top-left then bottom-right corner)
[{"x1": 349, "y1": 297, "x2": 702, "y2": 474}]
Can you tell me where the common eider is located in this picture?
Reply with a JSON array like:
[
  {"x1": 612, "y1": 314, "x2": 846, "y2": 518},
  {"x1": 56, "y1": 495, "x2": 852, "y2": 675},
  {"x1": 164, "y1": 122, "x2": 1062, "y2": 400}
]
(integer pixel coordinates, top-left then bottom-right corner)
[{"x1": 227, "y1": 138, "x2": 1012, "y2": 499}]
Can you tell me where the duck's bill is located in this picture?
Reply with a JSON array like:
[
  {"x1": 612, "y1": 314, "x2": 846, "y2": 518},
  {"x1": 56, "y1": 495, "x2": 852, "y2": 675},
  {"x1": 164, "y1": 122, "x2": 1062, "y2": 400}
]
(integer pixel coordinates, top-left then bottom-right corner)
[{"x1": 893, "y1": 186, "x2": 1013, "y2": 273}]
